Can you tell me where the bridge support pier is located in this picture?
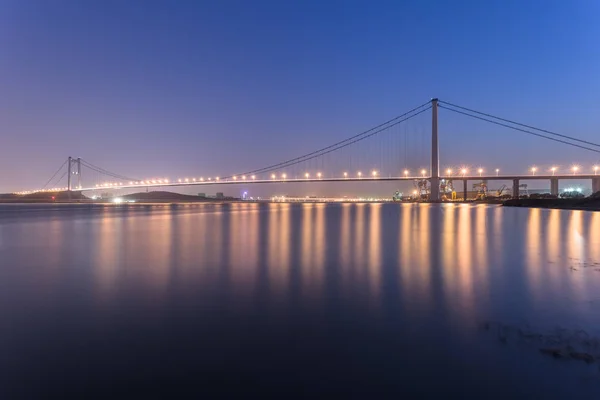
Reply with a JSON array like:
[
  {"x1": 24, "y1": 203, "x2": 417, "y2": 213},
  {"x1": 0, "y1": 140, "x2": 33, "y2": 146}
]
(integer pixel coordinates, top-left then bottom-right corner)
[
  {"x1": 513, "y1": 179, "x2": 520, "y2": 199},
  {"x1": 463, "y1": 179, "x2": 468, "y2": 201},
  {"x1": 593, "y1": 177, "x2": 600, "y2": 194},
  {"x1": 550, "y1": 178, "x2": 559, "y2": 196}
]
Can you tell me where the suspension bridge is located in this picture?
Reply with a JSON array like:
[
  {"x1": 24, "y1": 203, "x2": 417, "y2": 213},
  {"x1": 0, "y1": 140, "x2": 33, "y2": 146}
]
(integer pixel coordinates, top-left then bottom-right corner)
[{"x1": 16, "y1": 99, "x2": 600, "y2": 201}]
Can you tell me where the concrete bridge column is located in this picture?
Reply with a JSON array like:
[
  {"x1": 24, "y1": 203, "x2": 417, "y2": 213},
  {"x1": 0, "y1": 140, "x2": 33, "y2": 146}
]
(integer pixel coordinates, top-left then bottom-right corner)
[
  {"x1": 512, "y1": 179, "x2": 520, "y2": 199},
  {"x1": 592, "y1": 177, "x2": 600, "y2": 194},
  {"x1": 463, "y1": 179, "x2": 468, "y2": 201},
  {"x1": 550, "y1": 178, "x2": 559, "y2": 196}
]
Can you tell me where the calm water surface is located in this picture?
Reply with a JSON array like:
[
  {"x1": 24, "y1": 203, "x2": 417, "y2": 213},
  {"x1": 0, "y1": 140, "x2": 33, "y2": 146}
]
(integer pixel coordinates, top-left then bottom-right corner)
[{"x1": 1, "y1": 203, "x2": 600, "y2": 398}]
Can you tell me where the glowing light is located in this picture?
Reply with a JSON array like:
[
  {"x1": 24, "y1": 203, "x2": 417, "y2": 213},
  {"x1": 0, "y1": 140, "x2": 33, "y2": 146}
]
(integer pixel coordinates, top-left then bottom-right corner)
[
  {"x1": 271, "y1": 174, "x2": 276, "y2": 179},
  {"x1": 178, "y1": 179, "x2": 182, "y2": 183},
  {"x1": 216, "y1": 177, "x2": 220, "y2": 181},
  {"x1": 184, "y1": 178, "x2": 189, "y2": 182},
  {"x1": 357, "y1": 171, "x2": 362, "y2": 177},
  {"x1": 421, "y1": 169, "x2": 427, "y2": 176},
  {"x1": 129, "y1": 181, "x2": 133, "y2": 185},
  {"x1": 446, "y1": 169, "x2": 452, "y2": 175},
  {"x1": 551, "y1": 167, "x2": 557, "y2": 175},
  {"x1": 282, "y1": 173, "x2": 287, "y2": 179},
  {"x1": 200, "y1": 177, "x2": 204, "y2": 181},
  {"x1": 461, "y1": 168, "x2": 467, "y2": 176},
  {"x1": 191, "y1": 178, "x2": 195, "y2": 182},
  {"x1": 531, "y1": 167, "x2": 537, "y2": 175},
  {"x1": 112, "y1": 197, "x2": 124, "y2": 204},
  {"x1": 495, "y1": 168, "x2": 500, "y2": 176},
  {"x1": 251, "y1": 175, "x2": 256, "y2": 180},
  {"x1": 159, "y1": 179, "x2": 163, "y2": 183},
  {"x1": 404, "y1": 170, "x2": 409, "y2": 176},
  {"x1": 242, "y1": 175, "x2": 246, "y2": 180},
  {"x1": 371, "y1": 170, "x2": 377, "y2": 177},
  {"x1": 343, "y1": 172, "x2": 348, "y2": 178},
  {"x1": 317, "y1": 172, "x2": 322, "y2": 178},
  {"x1": 233, "y1": 176, "x2": 237, "y2": 180},
  {"x1": 305, "y1": 173, "x2": 310, "y2": 178},
  {"x1": 478, "y1": 168, "x2": 483, "y2": 176},
  {"x1": 595, "y1": 166, "x2": 599, "y2": 175},
  {"x1": 165, "y1": 179, "x2": 169, "y2": 183},
  {"x1": 572, "y1": 166, "x2": 579, "y2": 174},
  {"x1": 413, "y1": 190, "x2": 418, "y2": 195}
]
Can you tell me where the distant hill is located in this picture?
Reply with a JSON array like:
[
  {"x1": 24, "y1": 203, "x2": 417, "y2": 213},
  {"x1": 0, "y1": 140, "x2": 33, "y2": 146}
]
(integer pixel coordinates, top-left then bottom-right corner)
[
  {"x1": 121, "y1": 191, "x2": 236, "y2": 202},
  {"x1": 0, "y1": 190, "x2": 235, "y2": 203},
  {"x1": 0, "y1": 191, "x2": 88, "y2": 202}
]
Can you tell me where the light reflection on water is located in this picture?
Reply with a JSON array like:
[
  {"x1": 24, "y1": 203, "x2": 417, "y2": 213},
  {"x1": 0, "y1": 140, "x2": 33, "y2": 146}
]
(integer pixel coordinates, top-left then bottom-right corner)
[{"x1": 1, "y1": 203, "x2": 600, "y2": 397}]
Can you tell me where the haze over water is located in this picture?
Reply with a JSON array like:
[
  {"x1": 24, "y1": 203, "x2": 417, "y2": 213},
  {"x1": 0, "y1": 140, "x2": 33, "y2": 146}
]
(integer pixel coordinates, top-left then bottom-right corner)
[{"x1": 1, "y1": 203, "x2": 600, "y2": 397}]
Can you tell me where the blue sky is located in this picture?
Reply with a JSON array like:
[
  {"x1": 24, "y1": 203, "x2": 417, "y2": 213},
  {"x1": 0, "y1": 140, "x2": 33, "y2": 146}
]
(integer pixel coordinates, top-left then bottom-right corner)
[{"x1": 1, "y1": 0, "x2": 599, "y2": 193}]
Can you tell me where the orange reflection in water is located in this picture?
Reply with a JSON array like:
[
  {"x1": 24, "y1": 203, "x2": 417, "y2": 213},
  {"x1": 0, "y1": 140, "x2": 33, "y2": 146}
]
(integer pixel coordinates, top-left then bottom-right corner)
[
  {"x1": 367, "y1": 203, "x2": 382, "y2": 302},
  {"x1": 267, "y1": 203, "x2": 291, "y2": 297},
  {"x1": 229, "y1": 203, "x2": 260, "y2": 297},
  {"x1": 525, "y1": 207, "x2": 542, "y2": 296}
]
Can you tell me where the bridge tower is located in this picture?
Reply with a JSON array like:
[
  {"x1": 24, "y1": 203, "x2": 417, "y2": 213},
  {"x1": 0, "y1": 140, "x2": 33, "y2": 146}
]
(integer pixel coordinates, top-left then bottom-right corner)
[
  {"x1": 430, "y1": 98, "x2": 440, "y2": 201},
  {"x1": 76, "y1": 157, "x2": 82, "y2": 189},
  {"x1": 66, "y1": 157, "x2": 82, "y2": 194}
]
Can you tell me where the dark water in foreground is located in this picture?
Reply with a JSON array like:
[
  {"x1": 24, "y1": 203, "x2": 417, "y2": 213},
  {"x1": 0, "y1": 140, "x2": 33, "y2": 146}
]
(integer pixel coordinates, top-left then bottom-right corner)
[{"x1": 1, "y1": 203, "x2": 600, "y2": 398}]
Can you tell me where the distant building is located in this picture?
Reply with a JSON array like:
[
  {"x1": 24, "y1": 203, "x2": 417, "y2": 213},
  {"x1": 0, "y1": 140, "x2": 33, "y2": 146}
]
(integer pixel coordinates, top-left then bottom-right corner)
[
  {"x1": 216, "y1": 192, "x2": 224, "y2": 199},
  {"x1": 198, "y1": 193, "x2": 206, "y2": 198}
]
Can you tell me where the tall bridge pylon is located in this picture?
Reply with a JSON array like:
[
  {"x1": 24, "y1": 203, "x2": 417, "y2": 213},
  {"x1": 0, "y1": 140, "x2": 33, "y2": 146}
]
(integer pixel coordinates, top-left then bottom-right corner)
[{"x1": 430, "y1": 98, "x2": 440, "y2": 201}]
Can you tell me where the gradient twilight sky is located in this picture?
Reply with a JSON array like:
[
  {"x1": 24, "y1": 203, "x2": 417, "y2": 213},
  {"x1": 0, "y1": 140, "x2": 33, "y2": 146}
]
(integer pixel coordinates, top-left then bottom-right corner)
[{"x1": 1, "y1": 0, "x2": 599, "y2": 193}]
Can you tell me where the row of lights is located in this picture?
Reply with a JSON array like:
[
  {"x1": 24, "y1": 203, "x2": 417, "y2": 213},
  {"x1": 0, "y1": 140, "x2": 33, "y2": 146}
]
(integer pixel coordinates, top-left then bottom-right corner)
[
  {"x1": 269, "y1": 171, "x2": 379, "y2": 179},
  {"x1": 531, "y1": 165, "x2": 599, "y2": 175},
  {"x1": 95, "y1": 179, "x2": 170, "y2": 188},
  {"x1": 13, "y1": 164, "x2": 600, "y2": 194},
  {"x1": 151, "y1": 164, "x2": 600, "y2": 186},
  {"x1": 14, "y1": 187, "x2": 69, "y2": 195},
  {"x1": 178, "y1": 177, "x2": 221, "y2": 183}
]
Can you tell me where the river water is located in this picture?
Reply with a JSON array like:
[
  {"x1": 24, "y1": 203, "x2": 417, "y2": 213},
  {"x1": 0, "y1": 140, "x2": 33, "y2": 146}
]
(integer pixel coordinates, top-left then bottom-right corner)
[{"x1": 1, "y1": 203, "x2": 600, "y2": 397}]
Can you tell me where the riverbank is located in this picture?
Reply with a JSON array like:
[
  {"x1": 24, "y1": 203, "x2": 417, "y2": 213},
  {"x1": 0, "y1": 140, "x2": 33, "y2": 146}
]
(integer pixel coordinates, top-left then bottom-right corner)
[{"x1": 503, "y1": 197, "x2": 600, "y2": 211}]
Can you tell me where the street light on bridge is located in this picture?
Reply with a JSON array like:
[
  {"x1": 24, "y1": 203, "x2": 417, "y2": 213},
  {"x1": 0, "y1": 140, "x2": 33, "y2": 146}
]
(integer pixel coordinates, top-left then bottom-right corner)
[
  {"x1": 317, "y1": 172, "x2": 322, "y2": 179},
  {"x1": 478, "y1": 168, "x2": 483, "y2": 177},
  {"x1": 531, "y1": 167, "x2": 537, "y2": 176},
  {"x1": 595, "y1": 166, "x2": 599, "y2": 175},
  {"x1": 282, "y1": 173, "x2": 287, "y2": 179},
  {"x1": 551, "y1": 167, "x2": 557, "y2": 176},
  {"x1": 242, "y1": 175, "x2": 246, "y2": 180},
  {"x1": 372, "y1": 170, "x2": 378, "y2": 177},
  {"x1": 495, "y1": 168, "x2": 499, "y2": 176},
  {"x1": 404, "y1": 170, "x2": 409, "y2": 177},
  {"x1": 305, "y1": 172, "x2": 310, "y2": 179},
  {"x1": 461, "y1": 168, "x2": 467, "y2": 177},
  {"x1": 343, "y1": 172, "x2": 348, "y2": 178},
  {"x1": 446, "y1": 168, "x2": 452, "y2": 175},
  {"x1": 251, "y1": 175, "x2": 256, "y2": 180},
  {"x1": 421, "y1": 169, "x2": 426, "y2": 177},
  {"x1": 271, "y1": 174, "x2": 276, "y2": 179},
  {"x1": 357, "y1": 171, "x2": 362, "y2": 178},
  {"x1": 572, "y1": 166, "x2": 579, "y2": 175}
]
